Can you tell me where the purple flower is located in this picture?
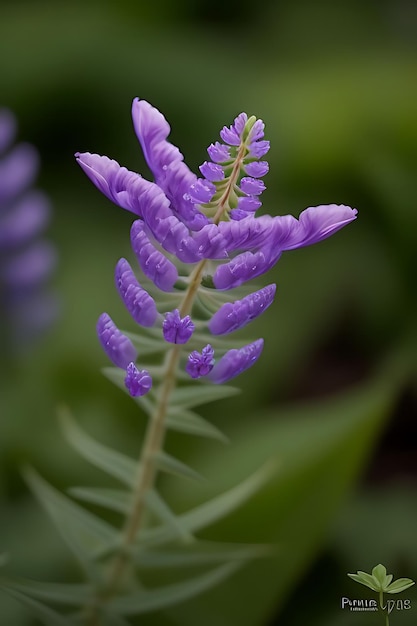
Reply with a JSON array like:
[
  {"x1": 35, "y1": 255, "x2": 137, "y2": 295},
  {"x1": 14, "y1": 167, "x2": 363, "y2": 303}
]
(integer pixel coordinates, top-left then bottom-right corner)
[
  {"x1": 77, "y1": 98, "x2": 357, "y2": 391},
  {"x1": 163, "y1": 309, "x2": 195, "y2": 344},
  {"x1": 0, "y1": 108, "x2": 57, "y2": 349},
  {"x1": 97, "y1": 312, "x2": 138, "y2": 369},
  {"x1": 209, "y1": 284, "x2": 276, "y2": 335},
  {"x1": 186, "y1": 345, "x2": 215, "y2": 379},
  {"x1": 125, "y1": 362, "x2": 152, "y2": 397},
  {"x1": 209, "y1": 339, "x2": 264, "y2": 384}
]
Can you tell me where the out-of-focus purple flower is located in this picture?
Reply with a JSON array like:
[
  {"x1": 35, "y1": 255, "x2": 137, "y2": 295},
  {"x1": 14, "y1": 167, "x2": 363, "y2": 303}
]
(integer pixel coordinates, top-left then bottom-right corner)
[
  {"x1": 125, "y1": 362, "x2": 152, "y2": 397},
  {"x1": 0, "y1": 108, "x2": 57, "y2": 349},
  {"x1": 97, "y1": 313, "x2": 138, "y2": 369},
  {"x1": 209, "y1": 339, "x2": 264, "y2": 384},
  {"x1": 209, "y1": 284, "x2": 276, "y2": 335},
  {"x1": 163, "y1": 309, "x2": 195, "y2": 344},
  {"x1": 186, "y1": 345, "x2": 215, "y2": 379}
]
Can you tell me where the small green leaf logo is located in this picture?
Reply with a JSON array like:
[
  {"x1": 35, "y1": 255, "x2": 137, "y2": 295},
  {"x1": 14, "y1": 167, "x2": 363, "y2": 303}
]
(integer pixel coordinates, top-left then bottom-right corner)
[{"x1": 348, "y1": 564, "x2": 415, "y2": 624}]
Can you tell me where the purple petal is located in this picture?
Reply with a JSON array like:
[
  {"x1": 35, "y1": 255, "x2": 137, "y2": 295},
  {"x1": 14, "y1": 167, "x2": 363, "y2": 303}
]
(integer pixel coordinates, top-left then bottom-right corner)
[
  {"x1": 115, "y1": 258, "x2": 158, "y2": 327},
  {"x1": 130, "y1": 220, "x2": 178, "y2": 291},
  {"x1": 281, "y1": 204, "x2": 358, "y2": 249},
  {"x1": 213, "y1": 249, "x2": 276, "y2": 290},
  {"x1": 209, "y1": 339, "x2": 264, "y2": 383},
  {"x1": 125, "y1": 362, "x2": 152, "y2": 397},
  {"x1": 244, "y1": 161, "x2": 269, "y2": 178},
  {"x1": 232, "y1": 113, "x2": 248, "y2": 136},
  {"x1": 249, "y1": 140, "x2": 270, "y2": 158},
  {"x1": 209, "y1": 284, "x2": 276, "y2": 335},
  {"x1": 97, "y1": 312, "x2": 138, "y2": 369},
  {"x1": 220, "y1": 126, "x2": 241, "y2": 146},
  {"x1": 188, "y1": 179, "x2": 216, "y2": 204},
  {"x1": 237, "y1": 196, "x2": 262, "y2": 213},
  {"x1": 239, "y1": 177, "x2": 266, "y2": 196},
  {"x1": 199, "y1": 161, "x2": 225, "y2": 182},
  {"x1": 248, "y1": 119, "x2": 265, "y2": 142},
  {"x1": 163, "y1": 309, "x2": 195, "y2": 344},
  {"x1": 131, "y1": 98, "x2": 182, "y2": 182},
  {"x1": 186, "y1": 344, "x2": 215, "y2": 379},
  {"x1": 75, "y1": 152, "x2": 149, "y2": 214},
  {"x1": 207, "y1": 142, "x2": 231, "y2": 163}
]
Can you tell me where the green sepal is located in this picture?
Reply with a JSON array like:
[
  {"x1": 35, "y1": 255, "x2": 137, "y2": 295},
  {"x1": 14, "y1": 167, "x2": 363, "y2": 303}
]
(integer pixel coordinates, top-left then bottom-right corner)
[
  {"x1": 60, "y1": 409, "x2": 136, "y2": 488},
  {"x1": 108, "y1": 561, "x2": 241, "y2": 615}
]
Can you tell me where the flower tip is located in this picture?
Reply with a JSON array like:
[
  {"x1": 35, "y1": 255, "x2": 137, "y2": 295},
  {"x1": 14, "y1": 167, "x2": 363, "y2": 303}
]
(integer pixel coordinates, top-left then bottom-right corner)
[{"x1": 125, "y1": 362, "x2": 152, "y2": 397}]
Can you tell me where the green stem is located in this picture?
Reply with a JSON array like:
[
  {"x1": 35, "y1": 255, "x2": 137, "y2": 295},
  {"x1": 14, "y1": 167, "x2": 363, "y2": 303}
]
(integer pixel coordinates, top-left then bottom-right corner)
[
  {"x1": 83, "y1": 128, "x2": 248, "y2": 624},
  {"x1": 379, "y1": 591, "x2": 389, "y2": 626}
]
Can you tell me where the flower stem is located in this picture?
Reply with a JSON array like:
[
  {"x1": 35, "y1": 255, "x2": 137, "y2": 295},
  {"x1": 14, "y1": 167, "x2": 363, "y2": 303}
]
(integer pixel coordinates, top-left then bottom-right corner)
[{"x1": 84, "y1": 256, "x2": 211, "y2": 624}]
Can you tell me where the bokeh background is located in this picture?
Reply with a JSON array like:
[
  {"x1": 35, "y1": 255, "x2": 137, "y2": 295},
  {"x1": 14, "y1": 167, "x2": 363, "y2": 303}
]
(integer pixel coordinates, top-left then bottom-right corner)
[{"x1": 1, "y1": 0, "x2": 416, "y2": 624}]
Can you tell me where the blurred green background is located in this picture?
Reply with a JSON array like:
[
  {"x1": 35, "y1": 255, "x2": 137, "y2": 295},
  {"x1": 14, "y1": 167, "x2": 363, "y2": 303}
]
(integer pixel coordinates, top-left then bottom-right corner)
[{"x1": 1, "y1": 0, "x2": 416, "y2": 624}]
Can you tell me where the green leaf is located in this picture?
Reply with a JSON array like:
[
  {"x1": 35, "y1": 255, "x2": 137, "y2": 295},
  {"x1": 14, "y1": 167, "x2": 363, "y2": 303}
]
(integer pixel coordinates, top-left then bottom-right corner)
[
  {"x1": 164, "y1": 370, "x2": 399, "y2": 626},
  {"x1": 69, "y1": 487, "x2": 131, "y2": 515},
  {"x1": 166, "y1": 408, "x2": 228, "y2": 443},
  {"x1": 60, "y1": 409, "x2": 137, "y2": 488},
  {"x1": 385, "y1": 578, "x2": 416, "y2": 594},
  {"x1": 372, "y1": 563, "x2": 388, "y2": 587},
  {"x1": 139, "y1": 462, "x2": 275, "y2": 548},
  {"x1": 0, "y1": 582, "x2": 75, "y2": 626},
  {"x1": 23, "y1": 467, "x2": 118, "y2": 568},
  {"x1": 170, "y1": 384, "x2": 240, "y2": 410},
  {"x1": 144, "y1": 490, "x2": 194, "y2": 543},
  {"x1": 109, "y1": 561, "x2": 241, "y2": 615},
  {"x1": 0, "y1": 575, "x2": 91, "y2": 606},
  {"x1": 154, "y1": 451, "x2": 204, "y2": 482},
  {"x1": 347, "y1": 572, "x2": 380, "y2": 592},
  {"x1": 133, "y1": 540, "x2": 270, "y2": 569}
]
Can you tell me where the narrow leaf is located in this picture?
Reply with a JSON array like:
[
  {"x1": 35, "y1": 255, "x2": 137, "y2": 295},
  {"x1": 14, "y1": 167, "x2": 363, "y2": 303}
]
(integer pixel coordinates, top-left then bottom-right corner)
[
  {"x1": 385, "y1": 578, "x2": 416, "y2": 594},
  {"x1": 139, "y1": 461, "x2": 275, "y2": 548},
  {"x1": 132, "y1": 540, "x2": 270, "y2": 569},
  {"x1": 109, "y1": 561, "x2": 241, "y2": 615},
  {"x1": 23, "y1": 467, "x2": 118, "y2": 565},
  {"x1": 0, "y1": 575, "x2": 91, "y2": 606},
  {"x1": 347, "y1": 572, "x2": 379, "y2": 592},
  {"x1": 170, "y1": 384, "x2": 239, "y2": 409},
  {"x1": 166, "y1": 408, "x2": 228, "y2": 443},
  {"x1": 60, "y1": 409, "x2": 137, "y2": 488},
  {"x1": 144, "y1": 490, "x2": 194, "y2": 543},
  {"x1": 69, "y1": 487, "x2": 131, "y2": 515},
  {"x1": 154, "y1": 451, "x2": 204, "y2": 482},
  {"x1": 0, "y1": 582, "x2": 74, "y2": 626}
]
